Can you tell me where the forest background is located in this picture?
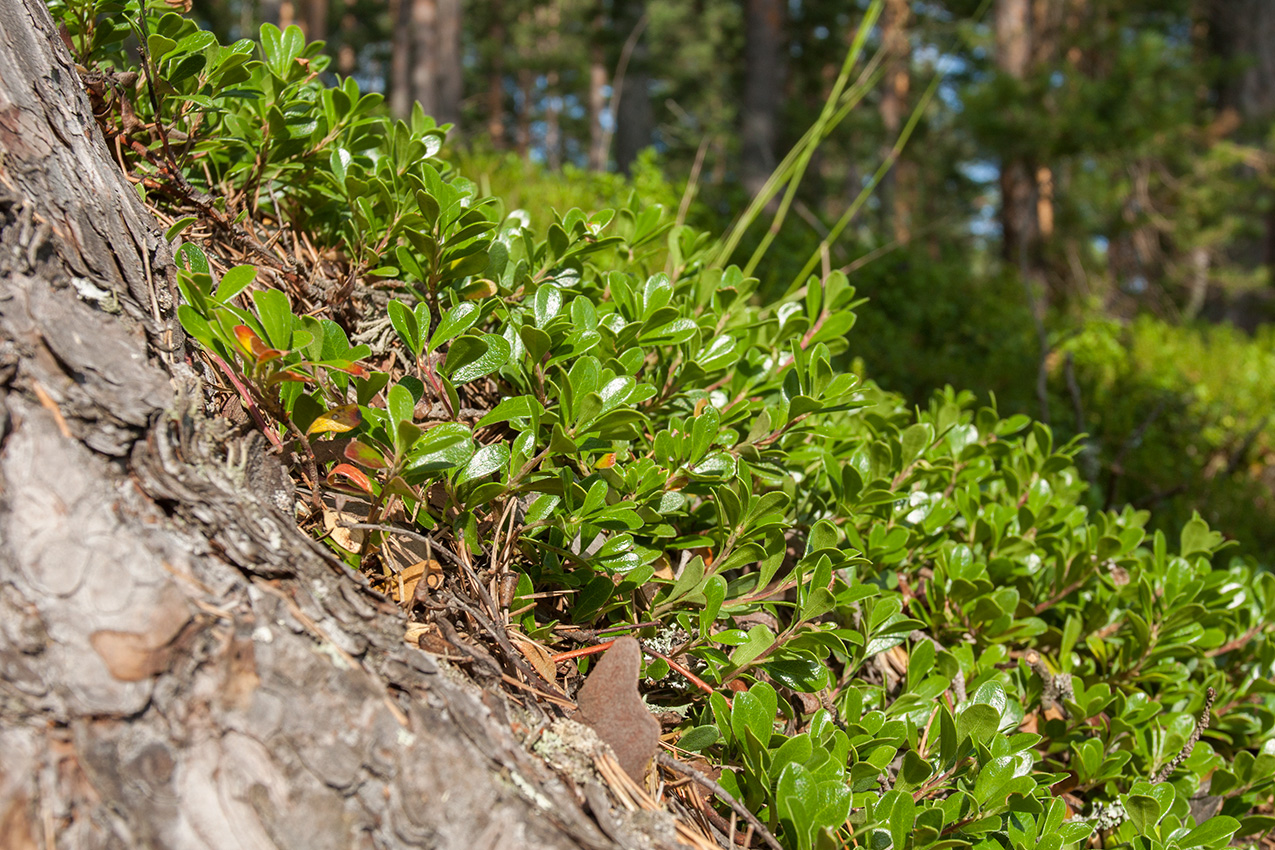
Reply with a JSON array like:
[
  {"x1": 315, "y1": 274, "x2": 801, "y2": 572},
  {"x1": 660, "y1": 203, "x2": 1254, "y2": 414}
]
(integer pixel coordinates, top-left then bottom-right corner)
[{"x1": 188, "y1": 0, "x2": 1275, "y2": 562}]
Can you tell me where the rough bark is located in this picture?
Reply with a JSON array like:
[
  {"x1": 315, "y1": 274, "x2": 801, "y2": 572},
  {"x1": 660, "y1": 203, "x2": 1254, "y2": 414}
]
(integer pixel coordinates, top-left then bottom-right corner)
[
  {"x1": 0, "y1": 1, "x2": 653, "y2": 847},
  {"x1": 741, "y1": 0, "x2": 784, "y2": 198}
]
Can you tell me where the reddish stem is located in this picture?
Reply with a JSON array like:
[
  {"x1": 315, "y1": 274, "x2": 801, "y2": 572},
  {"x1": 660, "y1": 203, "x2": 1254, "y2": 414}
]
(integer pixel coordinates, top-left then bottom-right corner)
[
  {"x1": 208, "y1": 352, "x2": 282, "y2": 449},
  {"x1": 550, "y1": 639, "x2": 731, "y2": 707},
  {"x1": 552, "y1": 640, "x2": 616, "y2": 663}
]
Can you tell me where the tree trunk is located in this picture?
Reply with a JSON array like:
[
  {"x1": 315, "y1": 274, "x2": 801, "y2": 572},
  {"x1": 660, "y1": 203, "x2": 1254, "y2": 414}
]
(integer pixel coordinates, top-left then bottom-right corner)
[
  {"x1": 613, "y1": 0, "x2": 652, "y2": 175},
  {"x1": 741, "y1": 0, "x2": 784, "y2": 198},
  {"x1": 1205, "y1": 0, "x2": 1275, "y2": 286},
  {"x1": 335, "y1": 0, "x2": 358, "y2": 76},
  {"x1": 259, "y1": 0, "x2": 283, "y2": 27},
  {"x1": 435, "y1": 0, "x2": 463, "y2": 129},
  {"x1": 300, "y1": 0, "x2": 327, "y2": 42},
  {"x1": 408, "y1": 0, "x2": 439, "y2": 119},
  {"x1": 0, "y1": 2, "x2": 654, "y2": 847},
  {"x1": 403, "y1": 0, "x2": 462, "y2": 127},
  {"x1": 543, "y1": 0, "x2": 562, "y2": 168},
  {"x1": 546, "y1": 70, "x2": 563, "y2": 169},
  {"x1": 390, "y1": 0, "x2": 412, "y2": 118},
  {"x1": 878, "y1": 0, "x2": 913, "y2": 245},
  {"x1": 995, "y1": 0, "x2": 1035, "y2": 269},
  {"x1": 588, "y1": 11, "x2": 609, "y2": 172},
  {"x1": 516, "y1": 66, "x2": 534, "y2": 157},
  {"x1": 486, "y1": 0, "x2": 508, "y2": 149}
]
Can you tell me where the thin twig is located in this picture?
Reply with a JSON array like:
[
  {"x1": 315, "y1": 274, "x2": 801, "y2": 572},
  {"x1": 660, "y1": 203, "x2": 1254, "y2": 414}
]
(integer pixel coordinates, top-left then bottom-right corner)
[
  {"x1": 1206, "y1": 624, "x2": 1271, "y2": 658},
  {"x1": 657, "y1": 753, "x2": 783, "y2": 850},
  {"x1": 442, "y1": 590, "x2": 567, "y2": 700},
  {"x1": 207, "y1": 352, "x2": 282, "y2": 448},
  {"x1": 343, "y1": 522, "x2": 464, "y2": 566},
  {"x1": 675, "y1": 135, "x2": 711, "y2": 231}
]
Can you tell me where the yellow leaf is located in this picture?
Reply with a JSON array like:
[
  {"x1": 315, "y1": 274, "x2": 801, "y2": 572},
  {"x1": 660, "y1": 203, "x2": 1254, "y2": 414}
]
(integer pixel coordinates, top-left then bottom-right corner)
[{"x1": 307, "y1": 404, "x2": 361, "y2": 435}]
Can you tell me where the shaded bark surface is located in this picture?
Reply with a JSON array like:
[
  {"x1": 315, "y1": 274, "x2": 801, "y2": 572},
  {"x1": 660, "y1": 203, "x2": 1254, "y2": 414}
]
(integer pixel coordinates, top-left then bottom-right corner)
[{"x1": 0, "y1": 1, "x2": 640, "y2": 847}]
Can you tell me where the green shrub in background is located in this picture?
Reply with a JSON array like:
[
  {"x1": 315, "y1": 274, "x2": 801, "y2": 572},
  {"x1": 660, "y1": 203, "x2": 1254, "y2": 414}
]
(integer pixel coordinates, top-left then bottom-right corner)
[
  {"x1": 56, "y1": 3, "x2": 1275, "y2": 849},
  {"x1": 833, "y1": 246, "x2": 1275, "y2": 565},
  {"x1": 843, "y1": 255, "x2": 1041, "y2": 411},
  {"x1": 457, "y1": 146, "x2": 684, "y2": 236},
  {"x1": 1058, "y1": 317, "x2": 1275, "y2": 557}
]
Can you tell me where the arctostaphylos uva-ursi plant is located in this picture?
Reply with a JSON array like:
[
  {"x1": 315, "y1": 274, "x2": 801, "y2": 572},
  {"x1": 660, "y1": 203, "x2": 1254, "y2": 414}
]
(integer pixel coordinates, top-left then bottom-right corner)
[{"x1": 53, "y1": 1, "x2": 1275, "y2": 848}]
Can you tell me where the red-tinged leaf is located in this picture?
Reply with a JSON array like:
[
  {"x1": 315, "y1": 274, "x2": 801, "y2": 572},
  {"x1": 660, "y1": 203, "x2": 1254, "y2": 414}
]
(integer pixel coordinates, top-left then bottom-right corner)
[
  {"x1": 255, "y1": 347, "x2": 284, "y2": 364},
  {"x1": 307, "y1": 404, "x2": 362, "y2": 435},
  {"x1": 326, "y1": 463, "x2": 374, "y2": 495},
  {"x1": 273, "y1": 370, "x2": 310, "y2": 383},
  {"x1": 234, "y1": 324, "x2": 262, "y2": 357},
  {"x1": 344, "y1": 438, "x2": 388, "y2": 469},
  {"x1": 594, "y1": 452, "x2": 616, "y2": 469},
  {"x1": 336, "y1": 362, "x2": 370, "y2": 377}
]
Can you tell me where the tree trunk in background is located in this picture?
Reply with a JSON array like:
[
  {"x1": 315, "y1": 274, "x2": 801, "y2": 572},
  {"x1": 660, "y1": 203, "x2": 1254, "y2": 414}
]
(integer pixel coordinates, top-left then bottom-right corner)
[
  {"x1": 436, "y1": 0, "x2": 463, "y2": 128},
  {"x1": 546, "y1": 70, "x2": 563, "y2": 168},
  {"x1": 408, "y1": 0, "x2": 439, "y2": 119},
  {"x1": 399, "y1": 0, "x2": 462, "y2": 127},
  {"x1": 389, "y1": 0, "x2": 411, "y2": 117},
  {"x1": 300, "y1": 0, "x2": 327, "y2": 42},
  {"x1": 1206, "y1": 0, "x2": 1275, "y2": 119},
  {"x1": 0, "y1": 2, "x2": 646, "y2": 847},
  {"x1": 741, "y1": 0, "x2": 784, "y2": 198},
  {"x1": 996, "y1": 0, "x2": 1034, "y2": 270},
  {"x1": 486, "y1": 0, "x2": 508, "y2": 149},
  {"x1": 588, "y1": 8, "x2": 608, "y2": 171},
  {"x1": 995, "y1": 0, "x2": 1051, "y2": 423},
  {"x1": 543, "y1": 0, "x2": 563, "y2": 167},
  {"x1": 1031, "y1": 0, "x2": 1062, "y2": 245},
  {"x1": 336, "y1": 0, "x2": 358, "y2": 75},
  {"x1": 614, "y1": 0, "x2": 652, "y2": 175},
  {"x1": 259, "y1": 0, "x2": 283, "y2": 27},
  {"x1": 517, "y1": 66, "x2": 534, "y2": 157},
  {"x1": 879, "y1": 0, "x2": 913, "y2": 245},
  {"x1": 1205, "y1": 0, "x2": 1275, "y2": 286}
]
